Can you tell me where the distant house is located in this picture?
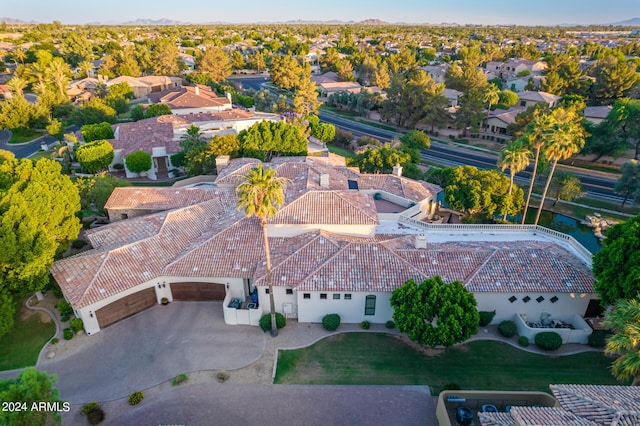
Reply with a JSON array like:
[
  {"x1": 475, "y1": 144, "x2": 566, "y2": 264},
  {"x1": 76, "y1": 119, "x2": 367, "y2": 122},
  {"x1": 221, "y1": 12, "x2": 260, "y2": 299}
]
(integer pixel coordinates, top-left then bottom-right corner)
[
  {"x1": 106, "y1": 75, "x2": 182, "y2": 99},
  {"x1": 501, "y1": 59, "x2": 547, "y2": 79},
  {"x1": 583, "y1": 105, "x2": 612, "y2": 126},
  {"x1": 316, "y1": 81, "x2": 363, "y2": 97},
  {"x1": 442, "y1": 88, "x2": 462, "y2": 107},
  {"x1": 504, "y1": 75, "x2": 544, "y2": 92},
  {"x1": 67, "y1": 77, "x2": 101, "y2": 102},
  {"x1": 419, "y1": 64, "x2": 449, "y2": 84},
  {"x1": 517, "y1": 90, "x2": 560, "y2": 108},
  {"x1": 147, "y1": 85, "x2": 232, "y2": 114},
  {"x1": 482, "y1": 107, "x2": 526, "y2": 142}
]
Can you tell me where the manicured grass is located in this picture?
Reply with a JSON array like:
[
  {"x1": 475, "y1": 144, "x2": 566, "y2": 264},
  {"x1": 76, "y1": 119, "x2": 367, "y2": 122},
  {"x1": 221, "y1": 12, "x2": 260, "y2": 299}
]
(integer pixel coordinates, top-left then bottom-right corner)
[
  {"x1": 8, "y1": 128, "x2": 43, "y2": 144},
  {"x1": 274, "y1": 333, "x2": 625, "y2": 394},
  {"x1": 28, "y1": 150, "x2": 54, "y2": 161},
  {"x1": 0, "y1": 299, "x2": 56, "y2": 371},
  {"x1": 326, "y1": 144, "x2": 355, "y2": 158}
]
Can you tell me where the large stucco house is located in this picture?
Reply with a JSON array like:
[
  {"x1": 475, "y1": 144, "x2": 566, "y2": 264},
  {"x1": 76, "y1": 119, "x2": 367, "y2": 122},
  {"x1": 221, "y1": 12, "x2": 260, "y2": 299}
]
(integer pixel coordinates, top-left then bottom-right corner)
[{"x1": 51, "y1": 155, "x2": 597, "y2": 337}]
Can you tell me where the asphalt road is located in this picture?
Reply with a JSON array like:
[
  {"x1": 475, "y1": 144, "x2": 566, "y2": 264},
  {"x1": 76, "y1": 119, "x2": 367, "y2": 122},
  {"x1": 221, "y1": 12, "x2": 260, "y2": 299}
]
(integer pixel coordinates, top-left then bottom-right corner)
[
  {"x1": 227, "y1": 75, "x2": 269, "y2": 92},
  {"x1": 0, "y1": 125, "x2": 79, "y2": 159}
]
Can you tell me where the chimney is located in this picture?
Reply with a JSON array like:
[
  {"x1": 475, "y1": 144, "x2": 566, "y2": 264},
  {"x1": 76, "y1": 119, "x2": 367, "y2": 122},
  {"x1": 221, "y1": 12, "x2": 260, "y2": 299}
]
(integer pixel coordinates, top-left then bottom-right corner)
[
  {"x1": 414, "y1": 234, "x2": 427, "y2": 249},
  {"x1": 215, "y1": 155, "x2": 230, "y2": 171},
  {"x1": 226, "y1": 92, "x2": 232, "y2": 103},
  {"x1": 320, "y1": 174, "x2": 329, "y2": 188},
  {"x1": 392, "y1": 163, "x2": 403, "y2": 177},
  {"x1": 194, "y1": 85, "x2": 200, "y2": 95}
]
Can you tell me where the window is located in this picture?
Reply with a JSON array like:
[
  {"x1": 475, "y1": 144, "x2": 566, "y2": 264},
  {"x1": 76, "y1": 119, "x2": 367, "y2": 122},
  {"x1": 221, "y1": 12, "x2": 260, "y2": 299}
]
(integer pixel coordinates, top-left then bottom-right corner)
[
  {"x1": 303, "y1": 293, "x2": 310, "y2": 299},
  {"x1": 333, "y1": 294, "x2": 340, "y2": 300},
  {"x1": 536, "y1": 296, "x2": 545, "y2": 303},
  {"x1": 520, "y1": 100, "x2": 526, "y2": 107},
  {"x1": 550, "y1": 296, "x2": 559, "y2": 303},
  {"x1": 265, "y1": 288, "x2": 269, "y2": 294},
  {"x1": 286, "y1": 288, "x2": 293, "y2": 295},
  {"x1": 121, "y1": 213, "x2": 128, "y2": 220},
  {"x1": 522, "y1": 296, "x2": 531, "y2": 303},
  {"x1": 508, "y1": 295, "x2": 517, "y2": 303},
  {"x1": 344, "y1": 294, "x2": 352, "y2": 300},
  {"x1": 365, "y1": 295, "x2": 376, "y2": 315},
  {"x1": 320, "y1": 293, "x2": 327, "y2": 300}
]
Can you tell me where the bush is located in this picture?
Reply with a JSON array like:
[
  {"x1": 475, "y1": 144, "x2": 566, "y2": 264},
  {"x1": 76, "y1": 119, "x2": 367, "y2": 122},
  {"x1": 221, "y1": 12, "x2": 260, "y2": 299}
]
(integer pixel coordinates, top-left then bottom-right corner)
[
  {"x1": 258, "y1": 312, "x2": 286, "y2": 332},
  {"x1": 322, "y1": 314, "x2": 341, "y2": 331},
  {"x1": 332, "y1": 129, "x2": 353, "y2": 148},
  {"x1": 125, "y1": 150, "x2": 152, "y2": 174},
  {"x1": 128, "y1": 391, "x2": 144, "y2": 405},
  {"x1": 71, "y1": 239, "x2": 87, "y2": 249},
  {"x1": 385, "y1": 320, "x2": 395, "y2": 329},
  {"x1": 63, "y1": 328, "x2": 73, "y2": 340},
  {"x1": 498, "y1": 320, "x2": 517, "y2": 337},
  {"x1": 535, "y1": 331, "x2": 563, "y2": 351},
  {"x1": 76, "y1": 140, "x2": 115, "y2": 174},
  {"x1": 60, "y1": 314, "x2": 70, "y2": 322},
  {"x1": 361, "y1": 320, "x2": 370, "y2": 329},
  {"x1": 478, "y1": 310, "x2": 496, "y2": 327},
  {"x1": 518, "y1": 336, "x2": 529, "y2": 347},
  {"x1": 172, "y1": 374, "x2": 188, "y2": 386},
  {"x1": 588, "y1": 330, "x2": 610, "y2": 348},
  {"x1": 82, "y1": 401, "x2": 105, "y2": 425},
  {"x1": 50, "y1": 338, "x2": 59, "y2": 345},
  {"x1": 70, "y1": 317, "x2": 84, "y2": 333},
  {"x1": 56, "y1": 300, "x2": 73, "y2": 317}
]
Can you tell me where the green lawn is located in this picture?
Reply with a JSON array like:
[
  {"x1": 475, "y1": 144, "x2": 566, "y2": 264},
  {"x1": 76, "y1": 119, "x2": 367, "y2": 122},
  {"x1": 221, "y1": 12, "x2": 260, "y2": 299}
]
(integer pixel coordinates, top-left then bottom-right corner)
[
  {"x1": 326, "y1": 144, "x2": 355, "y2": 158},
  {"x1": 275, "y1": 333, "x2": 625, "y2": 394},
  {"x1": 28, "y1": 150, "x2": 53, "y2": 161},
  {"x1": 8, "y1": 128, "x2": 43, "y2": 144},
  {"x1": 0, "y1": 299, "x2": 56, "y2": 371}
]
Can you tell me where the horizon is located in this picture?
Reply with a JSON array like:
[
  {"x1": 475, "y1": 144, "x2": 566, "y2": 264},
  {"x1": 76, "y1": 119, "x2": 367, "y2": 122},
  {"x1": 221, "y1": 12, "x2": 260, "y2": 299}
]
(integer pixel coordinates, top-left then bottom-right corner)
[{"x1": 1, "y1": 0, "x2": 639, "y2": 26}]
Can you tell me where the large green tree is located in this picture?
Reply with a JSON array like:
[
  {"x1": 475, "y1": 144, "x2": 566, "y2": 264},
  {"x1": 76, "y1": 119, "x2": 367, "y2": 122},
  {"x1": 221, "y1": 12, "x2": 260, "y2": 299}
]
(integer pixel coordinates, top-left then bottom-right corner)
[
  {"x1": 455, "y1": 88, "x2": 486, "y2": 137},
  {"x1": 236, "y1": 165, "x2": 287, "y2": 337},
  {"x1": 390, "y1": 276, "x2": 479, "y2": 348},
  {"x1": 196, "y1": 46, "x2": 232, "y2": 83},
  {"x1": 603, "y1": 299, "x2": 640, "y2": 386},
  {"x1": 614, "y1": 160, "x2": 640, "y2": 208},
  {"x1": 593, "y1": 214, "x2": 640, "y2": 305},
  {"x1": 239, "y1": 121, "x2": 308, "y2": 161},
  {"x1": 73, "y1": 98, "x2": 117, "y2": 125},
  {"x1": 75, "y1": 172, "x2": 129, "y2": 213},
  {"x1": 0, "y1": 154, "x2": 80, "y2": 335},
  {"x1": 125, "y1": 151, "x2": 152, "y2": 174},
  {"x1": 603, "y1": 98, "x2": 640, "y2": 160},
  {"x1": 590, "y1": 55, "x2": 637, "y2": 105},
  {"x1": 270, "y1": 54, "x2": 302, "y2": 91},
  {"x1": 498, "y1": 139, "x2": 531, "y2": 219},
  {"x1": 0, "y1": 368, "x2": 66, "y2": 425},
  {"x1": 75, "y1": 140, "x2": 114, "y2": 174},
  {"x1": 81, "y1": 122, "x2": 114, "y2": 143},
  {"x1": 348, "y1": 146, "x2": 413, "y2": 175}
]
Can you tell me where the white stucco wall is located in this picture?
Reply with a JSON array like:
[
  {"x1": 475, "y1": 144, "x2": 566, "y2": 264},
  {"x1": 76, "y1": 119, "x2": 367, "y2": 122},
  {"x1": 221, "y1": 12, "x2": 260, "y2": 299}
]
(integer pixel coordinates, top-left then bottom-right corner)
[
  {"x1": 296, "y1": 291, "x2": 394, "y2": 324},
  {"x1": 474, "y1": 292, "x2": 596, "y2": 324}
]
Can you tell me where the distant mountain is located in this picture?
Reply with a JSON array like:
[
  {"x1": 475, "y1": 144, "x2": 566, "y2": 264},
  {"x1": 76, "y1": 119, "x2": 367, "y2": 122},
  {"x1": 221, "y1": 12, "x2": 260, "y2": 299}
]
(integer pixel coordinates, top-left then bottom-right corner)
[
  {"x1": 120, "y1": 18, "x2": 188, "y2": 25},
  {"x1": 0, "y1": 17, "x2": 33, "y2": 24},
  {"x1": 608, "y1": 17, "x2": 640, "y2": 26},
  {"x1": 358, "y1": 19, "x2": 390, "y2": 26}
]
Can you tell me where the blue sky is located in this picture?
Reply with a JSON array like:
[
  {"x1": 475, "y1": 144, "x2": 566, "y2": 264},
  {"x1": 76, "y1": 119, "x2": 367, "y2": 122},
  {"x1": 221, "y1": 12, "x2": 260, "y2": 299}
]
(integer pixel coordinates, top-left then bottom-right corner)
[{"x1": 1, "y1": 0, "x2": 639, "y2": 25}]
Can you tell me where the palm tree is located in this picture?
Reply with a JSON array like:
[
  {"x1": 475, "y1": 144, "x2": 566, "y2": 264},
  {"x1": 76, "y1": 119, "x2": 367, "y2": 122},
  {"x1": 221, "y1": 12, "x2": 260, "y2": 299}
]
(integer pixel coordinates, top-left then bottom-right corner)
[
  {"x1": 603, "y1": 299, "x2": 640, "y2": 386},
  {"x1": 12, "y1": 46, "x2": 26, "y2": 66},
  {"x1": 5, "y1": 77, "x2": 28, "y2": 97},
  {"x1": 483, "y1": 82, "x2": 500, "y2": 120},
  {"x1": 498, "y1": 138, "x2": 531, "y2": 220},
  {"x1": 521, "y1": 110, "x2": 553, "y2": 224},
  {"x1": 533, "y1": 107, "x2": 586, "y2": 225},
  {"x1": 236, "y1": 165, "x2": 287, "y2": 337},
  {"x1": 27, "y1": 62, "x2": 47, "y2": 94},
  {"x1": 46, "y1": 58, "x2": 71, "y2": 98}
]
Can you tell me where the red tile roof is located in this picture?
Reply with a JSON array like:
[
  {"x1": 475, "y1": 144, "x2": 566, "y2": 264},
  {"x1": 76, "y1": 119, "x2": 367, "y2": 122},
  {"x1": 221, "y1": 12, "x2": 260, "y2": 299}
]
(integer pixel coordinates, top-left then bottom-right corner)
[
  {"x1": 147, "y1": 85, "x2": 231, "y2": 110},
  {"x1": 269, "y1": 191, "x2": 378, "y2": 225},
  {"x1": 104, "y1": 187, "x2": 221, "y2": 211},
  {"x1": 550, "y1": 385, "x2": 640, "y2": 425}
]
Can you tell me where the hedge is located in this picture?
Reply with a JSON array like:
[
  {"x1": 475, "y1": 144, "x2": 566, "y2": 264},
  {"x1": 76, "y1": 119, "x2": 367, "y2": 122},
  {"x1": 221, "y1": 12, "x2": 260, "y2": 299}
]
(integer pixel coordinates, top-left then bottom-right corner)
[
  {"x1": 498, "y1": 320, "x2": 517, "y2": 337},
  {"x1": 535, "y1": 331, "x2": 563, "y2": 351}
]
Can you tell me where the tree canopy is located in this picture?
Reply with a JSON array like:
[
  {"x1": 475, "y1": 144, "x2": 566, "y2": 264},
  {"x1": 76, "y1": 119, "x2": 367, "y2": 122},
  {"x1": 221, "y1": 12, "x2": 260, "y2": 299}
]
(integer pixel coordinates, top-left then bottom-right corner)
[
  {"x1": 390, "y1": 276, "x2": 479, "y2": 348},
  {"x1": 125, "y1": 150, "x2": 152, "y2": 174},
  {"x1": 75, "y1": 140, "x2": 114, "y2": 174},
  {"x1": 0, "y1": 368, "x2": 65, "y2": 425},
  {"x1": 81, "y1": 122, "x2": 114, "y2": 143},
  {"x1": 603, "y1": 299, "x2": 640, "y2": 386},
  {"x1": 593, "y1": 213, "x2": 640, "y2": 305},
  {"x1": 239, "y1": 121, "x2": 308, "y2": 161},
  {"x1": 144, "y1": 103, "x2": 172, "y2": 118},
  {"x1": 347, "y1": 146, "x2": 413, "y2": 175},
  {"x1": 196, "y1": 46, "x2": 232, "y2": 83}
]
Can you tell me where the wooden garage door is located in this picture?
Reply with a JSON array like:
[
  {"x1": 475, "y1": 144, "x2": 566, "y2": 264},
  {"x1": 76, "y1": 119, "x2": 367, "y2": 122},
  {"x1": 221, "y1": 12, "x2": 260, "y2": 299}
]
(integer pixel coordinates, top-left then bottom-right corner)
[
  {"x1": 96, "y1": 287, "x2": 156, "y2": 328},
  {"x1": 171, "y1": 282, "x2": 226, "y2": 301}
]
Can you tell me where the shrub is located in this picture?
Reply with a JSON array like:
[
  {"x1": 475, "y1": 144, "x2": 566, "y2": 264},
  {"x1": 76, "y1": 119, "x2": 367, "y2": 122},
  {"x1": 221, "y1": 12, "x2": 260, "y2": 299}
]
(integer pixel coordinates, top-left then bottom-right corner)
[
  {"x1": 60, "y1": 314, "x2": 70, "y2": 322},
  {"x1": 258, "y1": 312, "x2": 286, "y2": 332},
  {"x1": 125, "y1": 150, "x2": 152, "y2": 174},
  {"x1": 361, "y1": 320, "x2": 370, "y2": 329},
  {"x1": 63, "y1": 328, "x2": 73, "y2": 340},
  {"x1": 385, "y1": 320, "x2": 395, "y2": 329},
  {"x1": 518, "y1": 336, "x2": 529, "y2": 347},
  {"x1": 332, "y1": 129, "x2": 353, "y2": 148},
  {"x1": 498, "y1": 320, "x2": 517, "y2": 337},
  {"x1": 535, "y1": 331, "x2": 563, "y2": 351},
  {"x1": 82, "y1": 402, "x2": 105, "y2": 425},
  {"x1": 81, "y1": 122, "x2": 114, "y2": 142},
  {"x1": 76, "y1": 140, "x2": 114, "y2": 174},
  {"x1": 128, "y1": 391, "x2": 144, "y2": 405},
  {"x1": 71, "y1": 239, "x2": 87, "y2": 249},
  {"x1": 70, "y1": 317, "x2": 84, "y2": 333},
  {"x1": 322, "y1": 314, "x2": 341, "y2": 331},
  {"x1": 172, "y1": 374, "x2": 188, "y2": 386},
  {"x1": 50, "y1": 338, "x2": 59, "y2": 345},
  {"x1": 56, "y1": 300, "x2": 74, "y2": 317},
  {"x1": 217, "y1": 371, "x2": 229, "y2": 383},
  {"x1": 588, "y1": 330, "x2": 610, "y2": 348},
  {"x1": 478, "y1": 310, "x2": 496, "y2": 327}
]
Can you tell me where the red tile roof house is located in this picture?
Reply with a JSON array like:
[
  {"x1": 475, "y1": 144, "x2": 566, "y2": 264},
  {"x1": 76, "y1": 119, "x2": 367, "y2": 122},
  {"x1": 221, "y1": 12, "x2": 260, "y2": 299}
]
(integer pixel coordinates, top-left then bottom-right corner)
[
  {"x1": 51, "y1": 156, "x2": 598, "y2": 336},
  {"x1": 105, "y1": 110, "x2": 280, "y2": 180},
  {"x1": 147, "y1": 84, "x2": 232, "y2": 114}
]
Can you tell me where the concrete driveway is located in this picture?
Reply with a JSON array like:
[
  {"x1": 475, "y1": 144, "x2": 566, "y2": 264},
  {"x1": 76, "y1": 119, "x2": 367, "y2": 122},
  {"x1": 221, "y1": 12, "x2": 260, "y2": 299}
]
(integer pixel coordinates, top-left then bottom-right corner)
[{"x1": 39, "y1": 302, "x2": 265, "y2": 403}]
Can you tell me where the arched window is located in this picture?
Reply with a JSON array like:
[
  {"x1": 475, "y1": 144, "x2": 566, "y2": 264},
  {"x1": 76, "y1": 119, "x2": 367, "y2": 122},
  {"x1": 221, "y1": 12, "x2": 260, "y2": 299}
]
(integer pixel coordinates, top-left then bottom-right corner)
[{"x1": 365, "y1": 295, "x2": 376, "y2": 316}]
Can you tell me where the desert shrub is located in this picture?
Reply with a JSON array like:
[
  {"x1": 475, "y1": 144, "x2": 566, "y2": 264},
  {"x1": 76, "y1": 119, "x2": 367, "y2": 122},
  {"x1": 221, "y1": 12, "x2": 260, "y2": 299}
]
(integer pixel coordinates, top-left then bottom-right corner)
[
  {"x1": 82, "y1": 401, "x2": 105, "y2": 425},
  {"x1": 478, "y1": 310, "x2": 496, "y2": 327},
  {"x1": 172, "y1": 374, "x2": 188, "y2": 386},
  {"x1": 322, "y1": 313, "x2": 341, "y2": 331},
  {"x1": 71, "y1": 239, "x2": 87, "y2": 249},
  {"x1": 258, "y1": 312, "x2": 286, "y2": 332},
  {"x1": 518, "y1": 336, "x2": 529, "y2": 347},
  {"x1": 588, "y1": 330, "x2": 610, "y2": 348},
  {"x1": 361, "y1": 320, "x2": 370, "y2": 329},
  {"x1": 69, "y1": 318, "x2": 84, "y2": 333},
  {"x1": 535, "y1": 332, "x2": 563, "y2": 351},
  {"x1": 498, "y1": 320, "x2": 517, "y2": 337},
  {"x1": 385, "y1": 320, "x2": 395, "y2": 329},
  {"x1": 63, "y1": 328, "x2": 73, "y2": 340},
  {"x1": 128, "y1": 391, "x2": 144, "y2": 405},
  {"x1": 56, "y1": 300, "x2": 73, "y2": 317},
  {"x1": 50, "y1": 338, "x2": 59, "y2": 345}
]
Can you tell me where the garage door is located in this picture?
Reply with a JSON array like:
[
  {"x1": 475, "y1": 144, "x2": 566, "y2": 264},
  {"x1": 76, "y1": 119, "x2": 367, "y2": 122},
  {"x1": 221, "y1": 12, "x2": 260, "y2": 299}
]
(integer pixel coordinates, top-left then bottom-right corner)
[
  {"x1": 171, "y1": 282, "x2": 226, "y2": 301},
  {"x1": 96, "y1": 287, "x2": 157, "y2": 328}
]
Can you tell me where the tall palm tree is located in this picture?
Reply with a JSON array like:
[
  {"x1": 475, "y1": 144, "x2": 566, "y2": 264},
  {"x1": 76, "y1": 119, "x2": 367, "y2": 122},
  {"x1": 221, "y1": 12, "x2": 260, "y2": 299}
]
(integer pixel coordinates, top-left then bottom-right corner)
[
  {"x1": 46, "y1": 58, "x2": 71, "y2": 98},
  {"x1": 533, "y1": 107, "x2": 586, "y2": 225},
  {"x1": 5, "y1": 77, "x2": 28, "y2": 97},
  {"x1": 603, "y1": 299, "x2": 640, "y2": 386},
  {"x1": 483, "y1": 82, "x2": 500, "y2": 121},
  {"x1": 236, "y1": 165, "x2": 287, "y2": 337},
  {"x1": 498, "y1": 138, "x2": 531, "y2": 220},
  {"x1": 27, "y1": 62, "x2": 47, "y2": 94},
  {"x1": 521, "y1": 110, "x2": 553, "y2": 224}
]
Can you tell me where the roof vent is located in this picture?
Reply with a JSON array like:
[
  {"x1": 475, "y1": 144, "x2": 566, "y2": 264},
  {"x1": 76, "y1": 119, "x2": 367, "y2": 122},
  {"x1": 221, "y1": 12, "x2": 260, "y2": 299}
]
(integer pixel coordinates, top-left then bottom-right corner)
[{"x1": 415, "y1": 234, "x2": 427, "y2": 249}]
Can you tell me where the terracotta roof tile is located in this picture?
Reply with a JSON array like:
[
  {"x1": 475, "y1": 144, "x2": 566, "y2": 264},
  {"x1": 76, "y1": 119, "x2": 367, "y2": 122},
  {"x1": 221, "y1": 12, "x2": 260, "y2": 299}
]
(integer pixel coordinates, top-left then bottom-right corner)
[
  {"x1": 478, "y1": 412, "x2": 517, "y2": 426},
  {"x1": 269, "y1": 191, "x2": 378, "y2": 225},
  {"x1": 104, "y1": 187, "x2": 221, "y2": 210},
  {"x1": 510, "y1": 407, "x2": 597, "y2": 425},
  {"x1": 551, "y1": 385, "x2": 640, "y2": 425}
]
